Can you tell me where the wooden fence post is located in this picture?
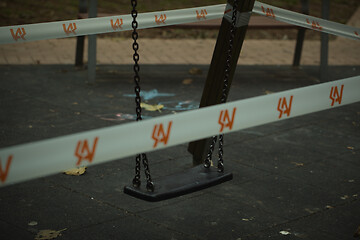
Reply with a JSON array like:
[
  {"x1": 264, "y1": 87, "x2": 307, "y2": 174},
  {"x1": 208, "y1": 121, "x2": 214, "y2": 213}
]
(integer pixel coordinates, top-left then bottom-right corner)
[{"x1": 188, "y1": 0, "x2": 255, "y2": 165}]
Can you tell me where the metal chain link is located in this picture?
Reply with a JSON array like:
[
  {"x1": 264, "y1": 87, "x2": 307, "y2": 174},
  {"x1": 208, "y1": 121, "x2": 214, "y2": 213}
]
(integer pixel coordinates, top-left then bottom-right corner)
[
  {"x1": 205, "y1": 0, "x2": 238, "y2": 172},
  {"x1": 131, "y1": 0, "x2": 154, "y2": 192},
  {"x1": 204, "y1": 135, "x2": 218, "y2": 168}
]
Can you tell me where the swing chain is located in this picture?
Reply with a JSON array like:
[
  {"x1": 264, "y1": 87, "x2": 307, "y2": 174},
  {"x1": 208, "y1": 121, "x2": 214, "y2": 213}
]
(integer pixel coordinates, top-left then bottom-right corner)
[
  {"x1": 204, "y1": 136, "x2": 218, "y2": 168},
  {"x1": 131, "y1": 0, "x2": 154, "y2": 192},
  {"x1": 204, "y1": 0, "x2": 238, "y2": 172}
]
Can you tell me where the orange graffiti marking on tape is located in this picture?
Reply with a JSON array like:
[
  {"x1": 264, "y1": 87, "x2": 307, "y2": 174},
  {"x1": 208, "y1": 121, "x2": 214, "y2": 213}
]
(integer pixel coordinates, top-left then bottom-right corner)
[
  {"x1": 10, "y1": 28, "x2": 26, "y2": 41},
  {"x1": 75, "y1": 137, "x2": 99, "y2": 166},
  {"x1": 0, "y1": 155, "x2": 13, "y2": 183},
  {"x1": 110, "y1": 18, "x2": 123, "y2": 30},
  {"x1": 155, "y1": 14, "x2": 167, "y2": 24},
  {"x1": 261, "y1": 5, "x2": 275, "y2": 18},
  {"x1": 330, "y1": 85, "x2": 344, "y2": 106},
  {"x1": 196, "y1": 9, "x2": 208, "y2": 20},
  {"x1": 63, "y1": 23, "x2": 77, "y2": 35},
  {"x1": 152, "y1": 121, "x2": 173, "y2": 148},
  {"x1": 277, "y1": 96, "x2": 293, "y2": 119},
  {"x1": 224, "y1": 9, "x2": 231, "y2": 14},
  {"x1": 306, "y1": 19, "x2": 323, "y2": 31},
  {"x1": 218, "y1": 108, "x2": 237, "y2": 132}
]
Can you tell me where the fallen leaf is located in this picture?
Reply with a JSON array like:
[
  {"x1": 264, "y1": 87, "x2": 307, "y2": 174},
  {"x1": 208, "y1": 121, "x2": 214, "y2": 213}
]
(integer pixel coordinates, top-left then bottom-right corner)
[
  {"x1": 72, "y1": 102, "x2": 78, "y2": 105},
  {"x1": 182, "y1": 78, "x2": 193, "y2": 85},
  {"x1": 189, "y1": 67, "x2": 202, "y2": 75},
  {"x1": 291, "y1": 162, "x2": 304, "y2": 167},
  {"x1": 75, "y1": 112, "x2": 80, "y2": 115},
  {"x1": 264, "y1": 90, "x2": 273, "y2": 95},
  {"x1": 28, "y1": 221, "x2": 38, "y2": 226},
  {"x1": 106, "y1": 94, "x2": 114, "y2": 98},
  {"x1": 349, "y1": 179, "x2": 355, "y2": 183},
  {"x1": 64, "y1": 167, "x2": 87, "y2": 176},
  {"x1": 279, "y1": 230, "x2": 291, "y2": 235},
  {"x1": 29, "y1": 125, "x2": 33, "y2": 128},
  {"x1": 35, "y1": 229, "x2": 67, "y2": 240},
  {"x1": 242, "y1": 218, "x2": 250, "y2": 221},
  {"x1": 325, "y1": 205, "x2": 333, "y2": 209},
  {"x1": 347, "y1": 146, "x2": 355, "y2": 150},
  {"x1": 354, "y1": 225, "x2": 360, "y2": 238},
  {"x1": 340, "y1": 195, "x2": 349, "y2": 200},
  {"x1": 140, "y1": 103, "x2": 164, "y2": 112}
]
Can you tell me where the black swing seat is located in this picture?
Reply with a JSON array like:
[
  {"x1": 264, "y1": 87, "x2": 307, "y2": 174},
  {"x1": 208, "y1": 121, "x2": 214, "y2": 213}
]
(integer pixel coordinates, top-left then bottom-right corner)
[{"x1": 124, "y1": 165, "x2": 233, "y2": 202}]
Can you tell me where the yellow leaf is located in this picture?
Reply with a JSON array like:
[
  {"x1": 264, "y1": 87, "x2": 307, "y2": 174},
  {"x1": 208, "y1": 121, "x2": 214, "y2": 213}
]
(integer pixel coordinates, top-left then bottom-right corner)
[
  {"x1": 64, "y1": 167, "x2": 87, "y2": 176},
  {"x1": 35, "y1": 229, "x2": 67, "y2": 240},
  {"x1": 291, "y1": 162, "x2": 304, "y2": 167},
  {"x1": 189, "y1": 67, "x2": 202, "y2": 75},
  {"x1": 140, "y1": 103, "x2": 164, "y2": 112},
  {"x1": 182, "y1": 78, "x2": 193, "y2": 85}
]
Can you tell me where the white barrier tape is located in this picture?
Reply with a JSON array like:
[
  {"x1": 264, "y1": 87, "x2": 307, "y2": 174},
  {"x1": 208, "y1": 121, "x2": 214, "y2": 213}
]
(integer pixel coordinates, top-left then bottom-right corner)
[
  {"x1": 253, "y1": 1, "x2": 360, "y2": 41},
  {"x1": 1, "y1": 1, "x2": 359, "y2": 45},
  {"x1": 0, "y1": 4, "x2": 227, "y2": 45},
  {"x1": 0, "y1": 75, "x2": 359, "y2": 187}
]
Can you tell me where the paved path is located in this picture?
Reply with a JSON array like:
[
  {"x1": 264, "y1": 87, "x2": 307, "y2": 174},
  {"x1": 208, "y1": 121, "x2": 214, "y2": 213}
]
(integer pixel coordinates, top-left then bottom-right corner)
[
  {"x1": 0, "y1": 7, "x2": 359, "y2": 66},
  {"x1": 0, "y1": 64, "x2": 359, "y2": 240}
]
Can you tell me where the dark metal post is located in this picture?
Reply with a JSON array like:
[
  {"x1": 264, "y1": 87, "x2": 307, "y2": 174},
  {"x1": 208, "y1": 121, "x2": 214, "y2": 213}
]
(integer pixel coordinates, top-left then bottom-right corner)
[
  {"x1": 293, "y1": 0, "x2": 309, "y2": 67},
  {"x1": 75, "y1": 0, "x2": 87, "y2": 67},
  {"x1": 188, "y1": 0, "x2": 255, "y2": 165},
  {"x1": 320, "y1": 0, "x2": 330, "y2": 81},
  {"x1": 87, "y1": 0, "x2": 98, "y2": 83}
]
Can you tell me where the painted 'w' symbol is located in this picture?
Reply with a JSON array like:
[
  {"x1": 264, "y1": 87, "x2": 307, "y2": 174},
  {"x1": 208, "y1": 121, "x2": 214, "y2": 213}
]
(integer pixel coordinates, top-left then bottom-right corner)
[
  {"x1": 63, "y1": 23, "x2": 77, "y2": 35},
  {"x1": 330, "y1": 85, "x2": 344, "y2": 106},
  {"x1": 277, "y1": 96, "x2": 293, "y2": 119},
  {"x1": 110, "y1": 18, "x2": 123, "y2": 30},
  {"x1": 155, "y1": 14, "x2": 167, "y2": 24},
  {"x1": 152, "y1": 121, "x2": 173, "y2": 148},
  {"x1": 75, "y1": 137, "x2": 99, "y2": 166},
  {"x1": 196, "y1": 9, "x2": 208, "y2": 20},
  {"x1": 218, "y1": 108, "x2": 237, "y2": 132},
  {"x1": 0, "y1": 155, "x2": 13, "y2": 183},
  {"x1": 10, "y1": 28, "x2": 26, "y2": 41}
]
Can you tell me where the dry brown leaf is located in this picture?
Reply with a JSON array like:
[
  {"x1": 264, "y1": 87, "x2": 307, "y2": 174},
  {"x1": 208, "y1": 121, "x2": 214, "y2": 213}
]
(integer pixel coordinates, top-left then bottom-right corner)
[
  {"x1": 189, "y1": 67, "x2": 202, "y2": 75},
  {"x1": 354, "y1": 225, "x2": 360, "y2": 238},
  {"x1": 64, "y1": 167, "x2": 87, "y2": 176},
  {"x1": 35, "y1": 228, "x2": 67, "y2": 240},
  {"x1": 140, "y1": 103, "x2": 164, "y2": 112},
  {"x1": 347, "y1": 146, "x2": 355, "y2": 150},
  {"x1": 291, "y1": 162, "x2": 304, "y2": 167},
  {"x1": 182, "y1": 78, "x2": 193, "y2": 85},
  {"x1": 264, "y1": 90, "x2": 273, "y2": 95}
]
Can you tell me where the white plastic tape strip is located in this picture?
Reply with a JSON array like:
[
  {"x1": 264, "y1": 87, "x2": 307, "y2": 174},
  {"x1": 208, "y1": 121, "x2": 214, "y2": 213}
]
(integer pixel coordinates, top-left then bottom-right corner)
[
  {"x1": 0, "y1": 4, "x2": 227, "y2": 45},
  {"x1": 0, "y1": 75, "x2": 359, "y2": 187},
  {"x1": 2, "y1": 1, "x2": 360, "y2": 45},
  {"x1": 253, "y1": 1, "x2": 360, "y2": 41}
]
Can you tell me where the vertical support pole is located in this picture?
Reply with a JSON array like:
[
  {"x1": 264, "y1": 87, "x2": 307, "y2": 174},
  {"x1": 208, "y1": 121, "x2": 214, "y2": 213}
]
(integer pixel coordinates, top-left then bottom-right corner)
[
  {"x1": 75, "y1": 0, "x2": 87, "y2": 67},
  {"x1": 188, "y1": 0, "x2": 255, "y2": 165},
  {"x1": 292, "y1": 0, "x2": 309, "y2": 67},
  {"x1": 87, "y1": 0, "x2": 97, "y2": 83},
  {"x1": 320, "y1": 0, "x2": 330, "y2": 81}
]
